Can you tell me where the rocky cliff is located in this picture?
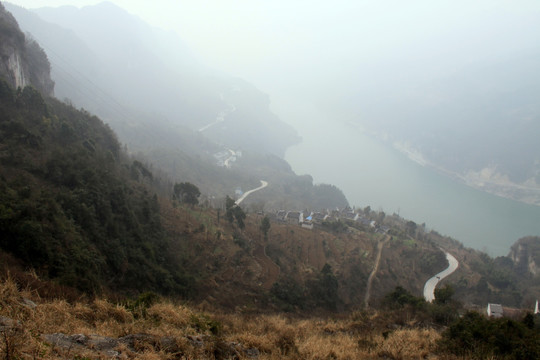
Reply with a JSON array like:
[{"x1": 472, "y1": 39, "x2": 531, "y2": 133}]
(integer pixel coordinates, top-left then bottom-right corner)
[
  {"x1": 509, "y1": 236, "x2": 540, "y2": 276},
  {"x1": 0, "y1": 3, "x2": 53, "y2": 95}
]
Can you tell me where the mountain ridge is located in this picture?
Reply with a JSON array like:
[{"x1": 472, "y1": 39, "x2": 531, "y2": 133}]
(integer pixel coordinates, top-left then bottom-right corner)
[{"x1": 6, "y1": 1, "x2": 300, "y2": 158}]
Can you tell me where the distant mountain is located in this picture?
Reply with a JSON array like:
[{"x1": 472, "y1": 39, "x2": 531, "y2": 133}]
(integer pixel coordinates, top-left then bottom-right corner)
[
  {"x1": 356, "y1": 50, "x2": 540, "y2": 205},
  {"x1": 5, "y1": 2, "x2": 299, "y2": 157}
]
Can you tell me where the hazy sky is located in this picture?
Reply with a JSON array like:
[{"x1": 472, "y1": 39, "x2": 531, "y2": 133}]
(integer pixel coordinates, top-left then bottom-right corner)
[
  {"x1": 8, "y1": 1, "x2": 540, "y2": 74},
  {"x1": 7, "y1": 0, "x2": 540, "y2": 123}
]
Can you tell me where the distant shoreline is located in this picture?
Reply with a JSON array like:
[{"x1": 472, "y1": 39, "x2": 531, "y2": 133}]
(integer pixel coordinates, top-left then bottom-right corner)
[{"x1": 391, "y1": 140, "x2": 540, "y2": 208}]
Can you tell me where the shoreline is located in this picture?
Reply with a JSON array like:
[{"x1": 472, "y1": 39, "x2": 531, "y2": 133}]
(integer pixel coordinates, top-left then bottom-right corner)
[{"x1": 391, "y1": 141, "x2": 540, "y2": 208}]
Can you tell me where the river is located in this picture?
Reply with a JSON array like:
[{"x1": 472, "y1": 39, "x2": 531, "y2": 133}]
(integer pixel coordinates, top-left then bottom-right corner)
[{"x1": 285, "y1": 119, "x2": 540, "y2": 257}]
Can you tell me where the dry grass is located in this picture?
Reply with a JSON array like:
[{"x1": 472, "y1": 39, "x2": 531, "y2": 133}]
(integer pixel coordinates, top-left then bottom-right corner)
[
  {"x1": 376, "y1": 329, "x2": 441, "y2": 359},
  {"x1": 0, "y1": 277, "x2": 457, "y2": 359}
]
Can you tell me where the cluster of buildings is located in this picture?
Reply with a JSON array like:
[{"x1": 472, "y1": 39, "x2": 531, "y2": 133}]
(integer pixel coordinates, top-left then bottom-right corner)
[
  {"x1": 271, "y1": 207, "x2": 390, "y2": 233},
  {"x1": 214, "y1": 149, "x2": 242, "y2": 168}
]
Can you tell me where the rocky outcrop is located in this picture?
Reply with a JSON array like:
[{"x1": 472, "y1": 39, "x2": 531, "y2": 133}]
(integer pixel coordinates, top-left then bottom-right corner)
[
  {"x1": 528, "y1": 256, "x2": 540, "y2": 276},
  {"x1": 5, "y1": 51, "x2": 26, "y2": 88},
  {"x1": 509, "y1": 236, "x2": 540, "y2": 276},
  {"x1": 0, "y1": 3, "x2": 53, "y2": 96},
  {"x1": 43, "y1": 332, "x2": 260, "y2": 359},
  {"x1": 43, "y1": 333, "x2": 180, "y2": 358}
]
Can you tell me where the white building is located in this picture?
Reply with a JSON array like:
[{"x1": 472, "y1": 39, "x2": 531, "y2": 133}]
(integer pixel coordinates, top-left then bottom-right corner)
[{"x1": 487, "y1": 303, "x2": 504, "y2": 318}]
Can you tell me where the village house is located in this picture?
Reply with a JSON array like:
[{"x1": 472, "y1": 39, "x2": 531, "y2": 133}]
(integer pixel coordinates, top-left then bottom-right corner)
[
  {"x1": 486, "y1": 302, "x2": 535, "y2": 320},
  {"x1": 311, "y1": 212, "x2": 328, "y2": 223},
  {"x1": 301, "y1": 221, "x2": 314, "y2": 230},
  {"x1": 301, "y1": 212, "x2": 314, "y2": 230},
  {"x1": 330, "y1": 209, "x2": 341, "y2": 219},
  {"x1": 270, "y1": 207, "x2": 390, "y2": 233},
  {"x1": 275, "y1": 210, "x2": 287, "y2": 222},
  {"x1": 343, "y1": 211, "x2": 359, "y2": 221},
  {"x1": 357, "y1": 216, "x2": 374, "y2": 228},
  {"x1": 285, "y1": 211, "x2": 303, "y2": 225},
  {"x1": 487, "y1": 303, "x2": 503, "y2": 318},
  {"x1": 213, "y1": 150, "x2": 230, "y2": 167}
]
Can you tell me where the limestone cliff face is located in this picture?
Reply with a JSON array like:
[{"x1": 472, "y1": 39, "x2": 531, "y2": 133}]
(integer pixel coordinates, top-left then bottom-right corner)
[
  {"x1": 509, "y1": 236, "x2": 540, "y2": 276},
  {"x1": 0, "y1": 3, "x2": 53, "y2": 95},
  {"x1": 4, "y1": 51, "x2": 26, "y2": 88}
]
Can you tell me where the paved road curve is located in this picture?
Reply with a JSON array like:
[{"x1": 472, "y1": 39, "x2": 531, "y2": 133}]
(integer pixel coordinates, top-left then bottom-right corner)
[
  {"x1": 198, "y1": 103, "x2": 236, "y2": 132},
  {"x1": 423, "y1": 251, "x2": 459, "y2": 302},
  {"x1": 235, "y1": 180, "x2": 268, "y2": 205}
]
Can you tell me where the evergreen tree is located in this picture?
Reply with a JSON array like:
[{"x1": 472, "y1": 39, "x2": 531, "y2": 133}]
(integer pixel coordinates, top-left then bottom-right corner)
[
  {"x1": 173, "y1": 182, "x2": 200, "y2": 206},
  {"x1": 260, "y1": 216, "x2": 271, "y2": 240}
]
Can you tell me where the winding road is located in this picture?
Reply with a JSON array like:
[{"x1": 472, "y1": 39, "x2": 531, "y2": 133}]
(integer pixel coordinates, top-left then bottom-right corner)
[
  {"x1": 235, "y1": 180, "x2": 268, "y2": 205},
  {"x1": 423, "y1": 251, "x2": 459, "y2": 302},
  {"x1": 198, "y1": 103, "x2": 236, "y2": 132}
]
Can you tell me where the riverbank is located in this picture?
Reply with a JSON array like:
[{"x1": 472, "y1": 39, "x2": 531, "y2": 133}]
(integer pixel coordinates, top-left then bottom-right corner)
[
  {"x1": 285, "y1": 118, "x2": 540, "y2": 256},
  {"x1": 391, "y1": 141, "x2": 540, "y2": 207}
]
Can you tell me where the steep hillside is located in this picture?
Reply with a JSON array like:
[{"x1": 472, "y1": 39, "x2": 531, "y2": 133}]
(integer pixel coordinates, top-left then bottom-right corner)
[
  {"x1": 0, "y1": 78, "x2": 198, "y2": 295},
  {"x1": 0, "y1": 3, "x2": 53, "y2": 95},
  {"x1": 6, "y1": 2, "x2": 300, "y2": 158}
]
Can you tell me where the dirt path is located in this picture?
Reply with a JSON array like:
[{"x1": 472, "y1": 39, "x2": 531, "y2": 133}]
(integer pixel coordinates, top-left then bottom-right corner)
[
  {"x1": 364, "y1": 235, "x2": 390, "y2": 309},
  {"x1": 253, "y1": 244, "x2": 280, "y2": 290}
]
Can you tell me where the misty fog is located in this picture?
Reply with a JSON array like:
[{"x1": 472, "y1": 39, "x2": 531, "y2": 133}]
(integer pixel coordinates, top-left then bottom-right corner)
[{"x1": 7, "y1": 0, "x2": 540, "y2": 255}]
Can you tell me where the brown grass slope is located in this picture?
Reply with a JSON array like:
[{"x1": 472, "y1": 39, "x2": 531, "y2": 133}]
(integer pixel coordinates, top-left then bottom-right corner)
[{"x1": 0, "y1": 276, "x2": 450, "y2": 359}]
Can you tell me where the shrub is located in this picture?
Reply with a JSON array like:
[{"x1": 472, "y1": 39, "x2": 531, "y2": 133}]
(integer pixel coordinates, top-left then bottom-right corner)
[
  {"x1": 383, "y1": 286, "x2": 425, "y2": 309},
  {"x1": 270, "y1": 276, "x2": 306, "y2": 311},
  {"x1": 438, "y1": 311, "x2": 540, "y2": 359}
]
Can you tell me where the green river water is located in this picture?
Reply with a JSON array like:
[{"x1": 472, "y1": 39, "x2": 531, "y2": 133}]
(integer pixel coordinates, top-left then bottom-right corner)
[{"x1": 285, "y1": 120, "x2": 540, "y2": 257}]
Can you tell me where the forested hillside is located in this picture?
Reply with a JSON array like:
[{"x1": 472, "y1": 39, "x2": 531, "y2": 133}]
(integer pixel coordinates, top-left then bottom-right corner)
[{"x1": 0, "y1": 79, "x2": 195, "y2": 295}]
